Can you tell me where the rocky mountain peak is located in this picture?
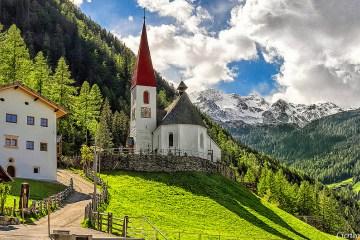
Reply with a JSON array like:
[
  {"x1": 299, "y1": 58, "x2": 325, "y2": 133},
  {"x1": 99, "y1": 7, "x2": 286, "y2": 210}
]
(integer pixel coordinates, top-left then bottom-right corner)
[{"x1": 190, "y1": 89, "x2": 344, "y2": 127}]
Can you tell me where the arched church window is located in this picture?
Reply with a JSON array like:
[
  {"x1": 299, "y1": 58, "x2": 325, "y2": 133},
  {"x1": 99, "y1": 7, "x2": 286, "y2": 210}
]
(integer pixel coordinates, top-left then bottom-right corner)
[
  {"x1": 143, "y1": 91, "x2": 149, "y2": 104},
  {"x1": 200, "y1": 133, "x2": 204, "y2": 149},
  {"x1": 169, "y1": 133, "x2": 174, "y2": 148}
]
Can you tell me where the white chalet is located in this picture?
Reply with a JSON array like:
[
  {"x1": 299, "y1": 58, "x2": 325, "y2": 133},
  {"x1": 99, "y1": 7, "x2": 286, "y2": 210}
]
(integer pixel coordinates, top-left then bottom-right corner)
[
  {"x1": 129, "y1": 21, "x2": 221, "y2": 162},
  {"x1": 0, "y1": 83, "x2": 67, "y2": 181}
]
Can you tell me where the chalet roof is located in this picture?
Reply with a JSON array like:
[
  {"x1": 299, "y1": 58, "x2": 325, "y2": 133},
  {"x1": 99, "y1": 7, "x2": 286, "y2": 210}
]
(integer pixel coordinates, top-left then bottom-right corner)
[
  {"x1": 0, "y1": 166, "x2": 13, "y2": 183},
  {"x1": 131, "y1": 22, "x2": 156, "y2": 89},
  {"x1": 0, "y1": 82, "x2": 68, "y2": 118},
  {"x1": 159, "y1": 92, "x2": 206, "y2": 127}
]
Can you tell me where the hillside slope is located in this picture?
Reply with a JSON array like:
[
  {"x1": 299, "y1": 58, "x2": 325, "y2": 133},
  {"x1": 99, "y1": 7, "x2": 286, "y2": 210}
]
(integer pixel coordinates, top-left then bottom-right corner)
[
  {"x1": 231, "y1": 110, "x2": 360, "y2": 183},
  {"x1": 100, "y1": 171, "x2": 337, "y2": 240}
]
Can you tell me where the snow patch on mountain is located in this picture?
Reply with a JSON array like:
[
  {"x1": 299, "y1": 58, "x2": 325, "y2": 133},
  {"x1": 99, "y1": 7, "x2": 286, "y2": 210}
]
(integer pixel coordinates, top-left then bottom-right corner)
[{"x1": 190, "y1": 89, "x2": 344, "y2": 127}]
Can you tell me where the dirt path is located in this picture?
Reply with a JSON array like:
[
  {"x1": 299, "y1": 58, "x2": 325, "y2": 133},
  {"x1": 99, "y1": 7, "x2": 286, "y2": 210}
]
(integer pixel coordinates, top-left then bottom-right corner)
[{"x1": 0, "y1": 169, "x2": 118, "y2": 240}]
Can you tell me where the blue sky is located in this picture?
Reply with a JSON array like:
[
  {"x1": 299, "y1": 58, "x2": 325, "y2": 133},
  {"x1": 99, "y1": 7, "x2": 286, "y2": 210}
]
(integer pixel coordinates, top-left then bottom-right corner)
[
  {"x1": 77, "y1": 0, "x2": 360, "y2": 107},
  {"x1": 79, "y1": 0, "x2": 279, "y2": 96}
]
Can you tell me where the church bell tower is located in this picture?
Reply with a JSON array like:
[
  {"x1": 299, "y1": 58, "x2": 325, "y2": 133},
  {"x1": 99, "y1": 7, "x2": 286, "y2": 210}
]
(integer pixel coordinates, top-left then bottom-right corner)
[{"x1": 129, "y1": 17, "x2": 157, "y2": 152}]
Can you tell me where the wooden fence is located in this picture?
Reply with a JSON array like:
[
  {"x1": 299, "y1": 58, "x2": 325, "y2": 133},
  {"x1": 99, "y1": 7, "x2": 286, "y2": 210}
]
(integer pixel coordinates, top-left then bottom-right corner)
[
  {"x1": 28, "y1": 178, "x2": 74, "y2": 215},
  {"x1": 84, "y1": 168, "x2": 109, "y2": 208},
  {"x1": 84, "y1": 209, "x2": 167, "y2": 240},
  {"x1": 3, "y1": 178, "x2": 74, "y2": 218},
  {"x1": 83, "y1": 209, "x2": 281, "y2": 240}
]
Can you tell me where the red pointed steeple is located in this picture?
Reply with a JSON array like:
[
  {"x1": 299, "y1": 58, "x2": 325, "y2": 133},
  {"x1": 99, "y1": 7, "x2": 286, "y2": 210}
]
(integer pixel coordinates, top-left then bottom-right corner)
[{"x1": 131, "y1": 21, "x2": 156, "y2": 89}]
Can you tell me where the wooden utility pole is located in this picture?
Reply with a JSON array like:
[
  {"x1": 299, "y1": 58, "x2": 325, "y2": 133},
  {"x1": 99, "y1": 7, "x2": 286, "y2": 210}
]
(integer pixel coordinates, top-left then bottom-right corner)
[
  {"x1": 47, "y1": 201, "x2": 51, "y2": 236},
  {"x1": 93, "y1": 142, "x2": 98, "y2": 211}
]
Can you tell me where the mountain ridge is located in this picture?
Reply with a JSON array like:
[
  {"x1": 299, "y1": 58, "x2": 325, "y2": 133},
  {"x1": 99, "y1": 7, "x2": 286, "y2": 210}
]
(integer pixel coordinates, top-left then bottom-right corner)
[{"x1": 190, "y1": 88, "x2": 345, "y2": 127}]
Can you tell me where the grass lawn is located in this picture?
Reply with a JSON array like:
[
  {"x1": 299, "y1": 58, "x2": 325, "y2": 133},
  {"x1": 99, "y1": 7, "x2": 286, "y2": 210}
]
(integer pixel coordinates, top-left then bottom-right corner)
[
  {"x1": 327, "y1": 177, "x2": 360, "y2": 193},
  {"x1": 100, "y1": 171, "x2": 338, "y2": 240},
  {"x1": 5, "y1": 178, "x2": 66, "y2": 208}
]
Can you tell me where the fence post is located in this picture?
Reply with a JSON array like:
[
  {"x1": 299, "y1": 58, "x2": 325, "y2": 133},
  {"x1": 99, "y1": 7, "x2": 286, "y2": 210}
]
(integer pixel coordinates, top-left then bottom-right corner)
[
  {"x1": 107, "y1": 212, "x2": 111, "y2": 233},
  {"x1": 97, "y1": 212, "x2": 100, "y2": 230},
  {"x1": 69, "y1": 178, "x2": 74, "y2": 192},
  {"x1": 122, "y1": 215, "x2": 129, "y2": 238},
  {"x1": 13, "y1": 198, "x2": 16, "y2": 216},
  {"x1": 99, "y1": 213, "x2": 103, "y2": 232}
]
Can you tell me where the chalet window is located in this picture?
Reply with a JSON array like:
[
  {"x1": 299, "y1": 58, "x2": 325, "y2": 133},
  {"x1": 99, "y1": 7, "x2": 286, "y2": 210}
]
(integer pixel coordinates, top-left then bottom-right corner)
[
  {"x1": 40, "y1": 118, "x2": 48, "y2": 127},
  {"x1": 27, "y1": 116, "x2": 35, "y2": 125},
  {"x1": 169, "y1": 133, "x2": 174, "y2": 148},
  {"x1": 33, "y1": 167, "x2": 40, "y2": 174},
  {"x1": 5, "y1": 136, "x2": 18, "y2": 148},
  {"x1": 26, "y1": 141, "x2": 34, "y2": 150},
  {"x1": 40, "y1": 142, "x2": 48, "y2": 151},
  {"x1": 6, "y1": 114, "x2": 17, "y2": 123},
  {"x1": 143, "y1": 91, "x2": 149, "y2": 104}
]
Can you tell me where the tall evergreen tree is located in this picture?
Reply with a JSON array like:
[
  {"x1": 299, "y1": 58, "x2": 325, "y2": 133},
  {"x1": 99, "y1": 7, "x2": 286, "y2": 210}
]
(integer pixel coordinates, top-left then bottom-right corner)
[
  {"x1": 74, "y1": 81, "x2": 103, "y2": 143},
  {"x1": 101, "y1": 98, "x2": 113, "y2": 131},
  {"x1": 29, "y1": 51, "x2": 51, "y2": 94},
  {"x1": 0, "y1": 24, "x2": 32, "y2": 84},
  {"x1": 96, "y1": 102, "x2": 113, "y2": 150},
  {"x1": 51, "y1": 57, "x2": 76, "y2": 108},
  {"x1": 112, "y1": 110, "x2": 129, "y2": 147}
]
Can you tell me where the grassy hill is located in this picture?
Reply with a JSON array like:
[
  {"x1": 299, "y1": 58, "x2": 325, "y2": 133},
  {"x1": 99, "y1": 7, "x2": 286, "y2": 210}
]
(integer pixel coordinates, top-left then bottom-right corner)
[
  {"x1": 100, "y1": 171, "x2": 337, "y2": 240},
  {"x1": 328, "y1": 177, "x2": 360, "y2": 193},
  {"x1": 5, "y1": 178, "x2": 66, "y2": 207},
  {"x1": 230, "y1": 110, "x2": 360, "y2": 184}
]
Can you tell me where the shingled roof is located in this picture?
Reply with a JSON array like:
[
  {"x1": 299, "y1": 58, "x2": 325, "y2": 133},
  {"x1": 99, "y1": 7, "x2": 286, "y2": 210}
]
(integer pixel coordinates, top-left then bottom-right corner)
[{"x1": 159, "y1": 92, "x2": 206, "y2": 127}]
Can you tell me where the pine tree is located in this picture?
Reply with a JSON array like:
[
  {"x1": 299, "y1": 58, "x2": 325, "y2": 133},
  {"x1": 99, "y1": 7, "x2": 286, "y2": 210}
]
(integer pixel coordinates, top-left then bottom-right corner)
[
  {"x1": 158, "y1": 89, "x2": 169, "y2": 108},
  {"x1": 257, "y1": 167, "x2": 269, "y2": 196},
  {"x1": 51, "y1": 57, "x2": 76, "y2": 108},
  {"x1": 101, "y1": 98, "x2": 113, "y2": 130},
  {"x1": 29, "y1": 51, "x2": 52, "y2": 94},
  {"x1": 88, "y1": 84, "x2": 103, "y2": 136},
  {"x1": 297, "y1": 181, "x2": 315, "y2": 216},
  {"x1": 74, "y1": 82, "x2": 103, "y2": 143},
  {"x1": 0, "y1": 24, "x2": 32, "y2": 84},
  {"x1": 96, "y1": 113, "x2": 113, "y2": 150},
  {"x1": 112, "y1": 111, "x2": 129, "y2": 147}
]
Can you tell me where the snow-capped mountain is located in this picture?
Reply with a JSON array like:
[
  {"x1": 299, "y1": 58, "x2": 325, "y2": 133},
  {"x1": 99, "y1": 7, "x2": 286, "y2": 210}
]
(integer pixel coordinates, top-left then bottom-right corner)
[{"x1": 190, "y1": 89, "x2": 344, "y2": 127}]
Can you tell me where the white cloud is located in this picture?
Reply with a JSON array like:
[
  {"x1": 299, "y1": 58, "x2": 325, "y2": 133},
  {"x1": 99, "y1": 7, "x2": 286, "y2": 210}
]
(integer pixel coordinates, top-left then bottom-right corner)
[
  {"x1": 121, "y1": 0, "x2": 257, "y2": 91},
  {"x1": 128, "y1": 16, "x2": 134, "y2": 22},
  {"x1": 121, "y1": 0, "x2": 360, "y2": 107},
  {"x1": 230, "y1": 0, "x2": 360, "y2": 107},
  {"x1": 72, "y1": 0, "x2": 91, "y2": 6}
]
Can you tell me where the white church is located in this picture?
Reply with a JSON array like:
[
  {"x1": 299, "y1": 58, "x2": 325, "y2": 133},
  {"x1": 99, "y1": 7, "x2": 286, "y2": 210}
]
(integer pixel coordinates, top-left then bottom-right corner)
[{"x1": 129, "y1": 21, "x2": 221, "y2": 162}]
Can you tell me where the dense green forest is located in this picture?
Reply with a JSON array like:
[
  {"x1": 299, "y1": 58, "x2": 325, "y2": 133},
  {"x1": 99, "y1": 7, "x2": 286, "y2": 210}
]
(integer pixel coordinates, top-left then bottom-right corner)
[
  {"x1": 229, "y1": 110, "x2": 360, "y2": 184},
  {"x1": 0, "y1": 0, "x2": 360, "y2": 235},
  {"x1": 0, "y1": 0, "x2": 175, "y2": 112},
  {"x1": 0, "y1": 0, "x2": 175, "y2": 153}
]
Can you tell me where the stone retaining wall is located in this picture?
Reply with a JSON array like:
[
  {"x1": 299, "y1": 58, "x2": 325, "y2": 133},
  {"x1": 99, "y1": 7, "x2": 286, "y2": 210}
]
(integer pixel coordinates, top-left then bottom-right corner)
[{"x1": 99, "y1": 153, "x2": 236, "y2": 181}]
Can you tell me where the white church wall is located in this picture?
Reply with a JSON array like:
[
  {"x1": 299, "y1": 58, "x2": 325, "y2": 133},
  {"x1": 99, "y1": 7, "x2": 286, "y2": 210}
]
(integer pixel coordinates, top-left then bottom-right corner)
[
  {"x1": 130, "y1": 85, "x2": 157, "y2": 152},
  {"x1": 153, "y1": 124, "x2": 221, "y2": 161},
  {"x1": 208, "y1": 137, "x2": 222, "y2": 162},
  {"x1": 0, "y1": 88, "x2": 57, "y2": 181}
]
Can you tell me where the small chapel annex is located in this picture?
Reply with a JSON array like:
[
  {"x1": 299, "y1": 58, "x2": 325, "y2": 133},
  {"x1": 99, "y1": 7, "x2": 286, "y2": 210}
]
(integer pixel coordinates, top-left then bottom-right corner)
[{"x1": 129, "y1": 20, "x2": 221, "y2": 162}]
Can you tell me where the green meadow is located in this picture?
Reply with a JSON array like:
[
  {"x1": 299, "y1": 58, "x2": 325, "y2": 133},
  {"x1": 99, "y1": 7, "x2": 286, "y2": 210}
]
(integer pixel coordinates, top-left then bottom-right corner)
[{"x1": 100, "y1": 171, "x2": 338, "y2": 240}]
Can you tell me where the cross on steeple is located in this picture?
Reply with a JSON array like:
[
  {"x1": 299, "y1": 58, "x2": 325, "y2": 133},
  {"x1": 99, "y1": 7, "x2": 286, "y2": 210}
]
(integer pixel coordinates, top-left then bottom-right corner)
[{"x1": 143, "y1": 8, "x2": 146, "y2": 23}]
